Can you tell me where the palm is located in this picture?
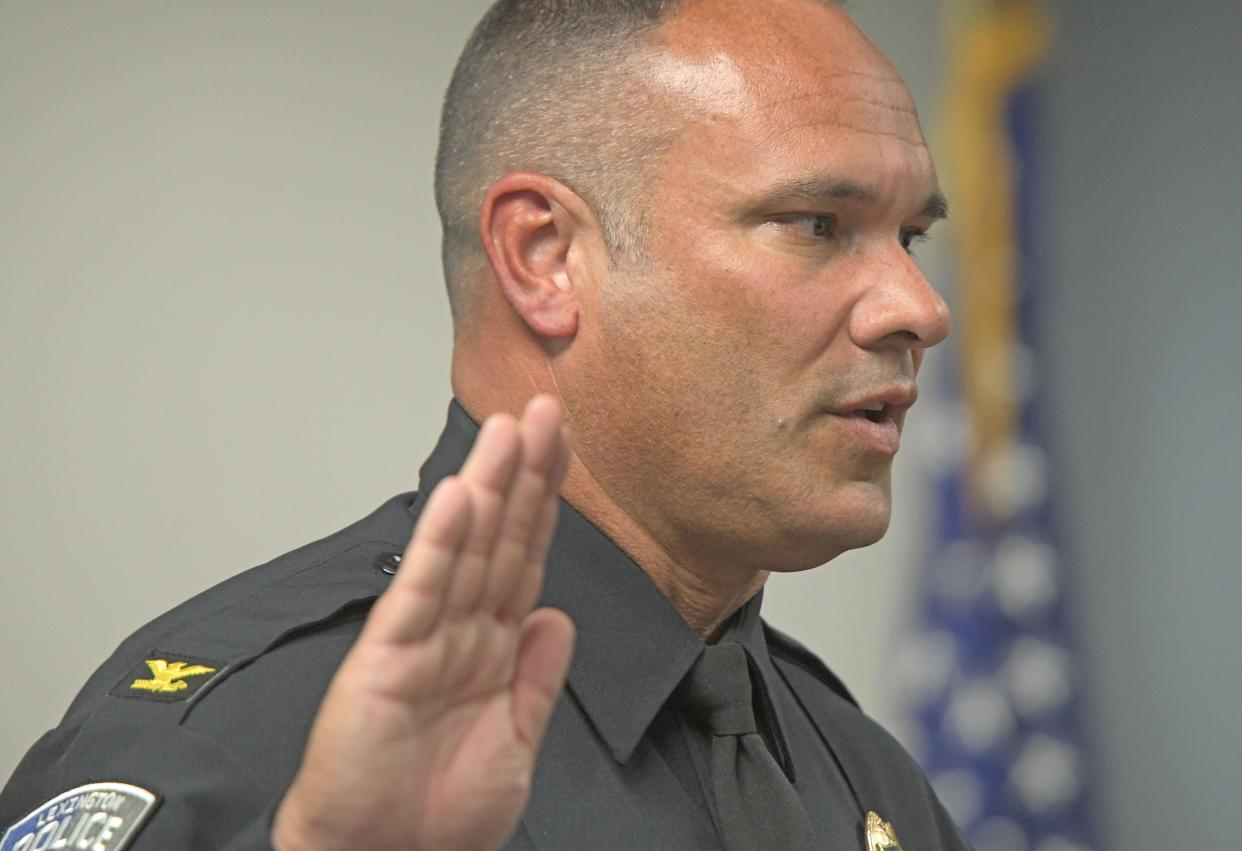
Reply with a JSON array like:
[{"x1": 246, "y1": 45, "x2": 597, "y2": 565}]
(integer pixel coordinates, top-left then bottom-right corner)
[{"x1": 275, "y1": 397, "x2": 575, "y2": 851}]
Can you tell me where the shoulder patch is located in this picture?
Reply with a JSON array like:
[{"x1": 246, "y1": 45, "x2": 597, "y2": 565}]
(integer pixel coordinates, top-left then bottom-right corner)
[
  {"x1": 762, "y1": 620, "x2": 859, "y2": 708},
  {"x1": 108, "y1": 650, "x2": 226, "y2": 703},
  {"x1": 1, "y1": 782, "x2": 159, "y2": 851}
]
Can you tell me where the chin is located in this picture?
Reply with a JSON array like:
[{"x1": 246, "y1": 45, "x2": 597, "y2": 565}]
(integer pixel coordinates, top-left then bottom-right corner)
[
  {"x1": 839, "y1": 481, "x2": 893, "y2": 537},
  {"x1": 777, "y1": 484, "x2": 893, "y2": 570},
  {"x1": 836, "y1": 514, "x2": 891, "y2": 551},
  {"x1": 757, "y1": 513, "x2": 888, "y2": 575}
]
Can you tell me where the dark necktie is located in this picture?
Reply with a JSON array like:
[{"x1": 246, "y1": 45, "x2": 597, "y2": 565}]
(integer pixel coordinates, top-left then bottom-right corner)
[{"x1": 677, "y1": 642, "x2": 819, "y2": 851}]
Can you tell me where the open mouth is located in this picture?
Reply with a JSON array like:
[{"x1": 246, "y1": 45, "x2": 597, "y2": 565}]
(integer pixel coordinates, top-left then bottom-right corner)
[
  {"x1": 839, "y1": 406, "x2": 902, "y2": 454},
  {"x1": 853, "y1": 407, "x2": 889, "y2": 424}
]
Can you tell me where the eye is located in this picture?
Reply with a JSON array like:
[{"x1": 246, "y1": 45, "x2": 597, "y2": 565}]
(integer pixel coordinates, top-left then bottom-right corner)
[
  {"x1": 777, "y1": 213, "x2": 837, "y2": 240},
  {"x1": 900, "y1": 228, "x2": 930, "y2": 255}
]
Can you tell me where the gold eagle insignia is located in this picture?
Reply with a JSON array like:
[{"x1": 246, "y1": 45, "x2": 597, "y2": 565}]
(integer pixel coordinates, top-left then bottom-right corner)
[
  {"x1": 866, "y1": 811, "x2": 904, "y2": 851},
  {"x1": 130, "y1": 659, "x2": 217, "y2": 694}
]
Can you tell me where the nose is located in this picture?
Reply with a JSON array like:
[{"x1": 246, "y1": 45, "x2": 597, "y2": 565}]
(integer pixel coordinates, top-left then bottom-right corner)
[{"x1": 849, "y1": 245, "x2": 952, "y2": 357}]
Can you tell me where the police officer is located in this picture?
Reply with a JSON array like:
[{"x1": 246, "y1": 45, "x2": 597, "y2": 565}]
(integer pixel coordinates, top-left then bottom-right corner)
[{"x1": 1, "y1": 1, "x2": 967, "y2": 848}]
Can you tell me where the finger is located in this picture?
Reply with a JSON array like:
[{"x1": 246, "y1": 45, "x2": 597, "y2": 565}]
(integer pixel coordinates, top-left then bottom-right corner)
[
  {"x1": 363, "y1": 477, "x2": 472, "y2": 645},
  {"x1": 501, "y1": 423, "x2": 572, "y2": 622},
  {"x1": 445, "y1": 414, "x2": 523, "y2": 616},
  {"x1": 511, "y1": 607, "x2": 575, "y2": 754},
  {"x1": 480, "y1": 396, "x2": 564, "y2": 614},
  {"x1": 460, "y1": 412, "x2": 522, "y2": 487},
  {"x1": 502, "y1": 496, "x2": 558, "y2": 622}
]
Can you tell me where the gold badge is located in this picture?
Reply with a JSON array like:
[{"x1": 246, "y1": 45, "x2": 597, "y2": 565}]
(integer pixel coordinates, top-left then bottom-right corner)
[
  {"x1": 130, "y1": 659, "x2": 217, "y2": 694},
  {"x1": 866, "y1": 811, "x2": 904, "y2": 851}
]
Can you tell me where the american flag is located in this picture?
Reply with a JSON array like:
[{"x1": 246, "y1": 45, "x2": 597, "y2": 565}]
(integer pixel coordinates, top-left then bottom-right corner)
[{"x1": 895, "y1": 2, "x2": 1100, "y2": 849}]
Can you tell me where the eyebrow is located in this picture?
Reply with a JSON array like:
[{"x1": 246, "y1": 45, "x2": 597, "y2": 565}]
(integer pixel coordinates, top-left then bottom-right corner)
[
  {"x1": 762, "y1": 177, "x2": 950, "y2": 221},
  {"x1": 920, "y1": 191, "x2": 950, "y2": 221}
]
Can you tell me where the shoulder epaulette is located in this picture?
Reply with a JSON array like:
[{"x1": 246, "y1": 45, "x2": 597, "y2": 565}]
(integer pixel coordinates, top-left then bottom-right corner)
[
  {"x1": 762, "y1": 620, "x2": 859, "y2": 709},
  {"x1": 103, "y1": 538, "x2": 399, "y2": 717}
]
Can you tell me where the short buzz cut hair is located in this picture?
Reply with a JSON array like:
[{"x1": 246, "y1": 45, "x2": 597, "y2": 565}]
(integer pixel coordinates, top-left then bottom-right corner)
[{"x1": 434, "y1": 0, "x2": 683, "y2": 324}]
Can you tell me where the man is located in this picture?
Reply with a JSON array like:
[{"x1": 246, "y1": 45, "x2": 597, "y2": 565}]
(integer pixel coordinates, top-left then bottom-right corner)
[{"x1": 0, "y1": 0, "x2": 969, "y2": 848}]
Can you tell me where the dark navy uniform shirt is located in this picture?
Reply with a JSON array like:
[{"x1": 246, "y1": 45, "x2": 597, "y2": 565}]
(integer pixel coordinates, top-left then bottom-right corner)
[{"x1": 0, "y1": 401, "x2": 971, "y2": 850}]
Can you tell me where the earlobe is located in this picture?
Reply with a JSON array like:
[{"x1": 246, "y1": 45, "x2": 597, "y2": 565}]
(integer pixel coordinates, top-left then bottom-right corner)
[{"x1": 480, "y1": 174, "x2": 584, "y2": 341}]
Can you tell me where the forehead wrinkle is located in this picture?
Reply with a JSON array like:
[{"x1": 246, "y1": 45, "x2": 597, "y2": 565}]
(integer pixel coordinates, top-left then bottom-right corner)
[
  {"x1": 735, "y1": 75, "x2": 926, "y2": 146},
  {"x1": 748, "y1": 63, "x2": 920, "y2": 119},
  {"x1": 753, "y1": 88, "x2": 919, "y2": 119},
  {"x1": 766, "y1": 117, "x2": 928, "y2": 150}
]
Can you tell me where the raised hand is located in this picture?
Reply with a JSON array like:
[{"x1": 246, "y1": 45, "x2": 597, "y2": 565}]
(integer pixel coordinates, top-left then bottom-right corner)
[{"x1": 272, "y1": 396, "x2": 576, "y2": 851}]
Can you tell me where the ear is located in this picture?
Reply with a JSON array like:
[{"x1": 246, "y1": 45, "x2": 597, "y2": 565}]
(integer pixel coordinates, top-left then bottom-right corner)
[{"x1": 479, "y1": 173, "x2": 592, "y2": 340}]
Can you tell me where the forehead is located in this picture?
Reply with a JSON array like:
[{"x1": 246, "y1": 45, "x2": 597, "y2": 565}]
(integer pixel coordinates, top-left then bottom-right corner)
[
  {"x1": 656, "y1": 0, "x2": 911, "y2": 100},
  {"x1": 648, "y1": 0, "x2": 932, "y2": 196}
]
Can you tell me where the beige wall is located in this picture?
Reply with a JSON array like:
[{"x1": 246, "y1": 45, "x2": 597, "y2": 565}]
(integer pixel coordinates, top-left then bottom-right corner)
[{"x1": 0, "y1": 1, "x2": 941, "y2": 784}]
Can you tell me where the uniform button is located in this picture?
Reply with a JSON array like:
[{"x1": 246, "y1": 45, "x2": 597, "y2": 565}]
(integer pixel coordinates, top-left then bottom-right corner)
[{"x1": 376, "y1": 553, "x2": 402, "y2": 575}]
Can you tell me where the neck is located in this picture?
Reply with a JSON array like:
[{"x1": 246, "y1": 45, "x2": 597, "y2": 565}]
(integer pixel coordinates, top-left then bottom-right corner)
[
  {"x1": 452, "y1": 351, "x2": 766, "y2": 640},
  {"x1": 562, "y1": 457, "x2": 768, "y2": 641}
]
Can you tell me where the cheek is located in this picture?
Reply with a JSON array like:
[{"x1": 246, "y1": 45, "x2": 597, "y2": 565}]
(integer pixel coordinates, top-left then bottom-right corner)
[
  {"x1": 659, "y1": 230, "x2": 791, "y2": 339},
  {"x1": 670, "y1": 236, "x2": 855, "y2": 384}
]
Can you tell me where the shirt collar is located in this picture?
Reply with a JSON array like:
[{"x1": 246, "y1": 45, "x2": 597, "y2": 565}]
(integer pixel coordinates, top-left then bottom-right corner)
[{"x1": 416, "y1": 400, "x2": 791, "y2": 768}]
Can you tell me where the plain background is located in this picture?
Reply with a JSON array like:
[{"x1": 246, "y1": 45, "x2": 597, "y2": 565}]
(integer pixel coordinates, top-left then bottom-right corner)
[{"x1": 2, "y1": 2, "x2": 1238, "y2": 848}]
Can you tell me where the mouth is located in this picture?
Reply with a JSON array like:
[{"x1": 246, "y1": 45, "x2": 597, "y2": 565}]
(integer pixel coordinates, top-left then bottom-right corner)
[
  {"x1": 837, "y1": 384, "x2": 918, "y2": 420},
  {"x1": 851, "y1": 404, "x2": 892, "y2": 425},
  {"x1": 826, "y1": 386, "x2": 918, "y2": 456},
  {"x1": 833, "y1": 408, "x2": 902, "y2": 455}
]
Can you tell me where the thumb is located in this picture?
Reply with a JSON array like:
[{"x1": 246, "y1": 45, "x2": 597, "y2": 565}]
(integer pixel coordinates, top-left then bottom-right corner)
[{"x1": 511, "y1": 607, "x2": 575, "y2": 753}]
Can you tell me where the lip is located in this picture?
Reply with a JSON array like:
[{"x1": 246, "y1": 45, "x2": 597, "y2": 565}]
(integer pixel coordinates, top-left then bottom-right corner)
[
  {"x1": 825, "y1": 384, "x2": 918, "y2": 456},
  {"x1": 836, "y1": 384, "x2": 920, "y2": 419},
  {"x1": 830, "y1": 410, "x2": 902, "y2": 455}
]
